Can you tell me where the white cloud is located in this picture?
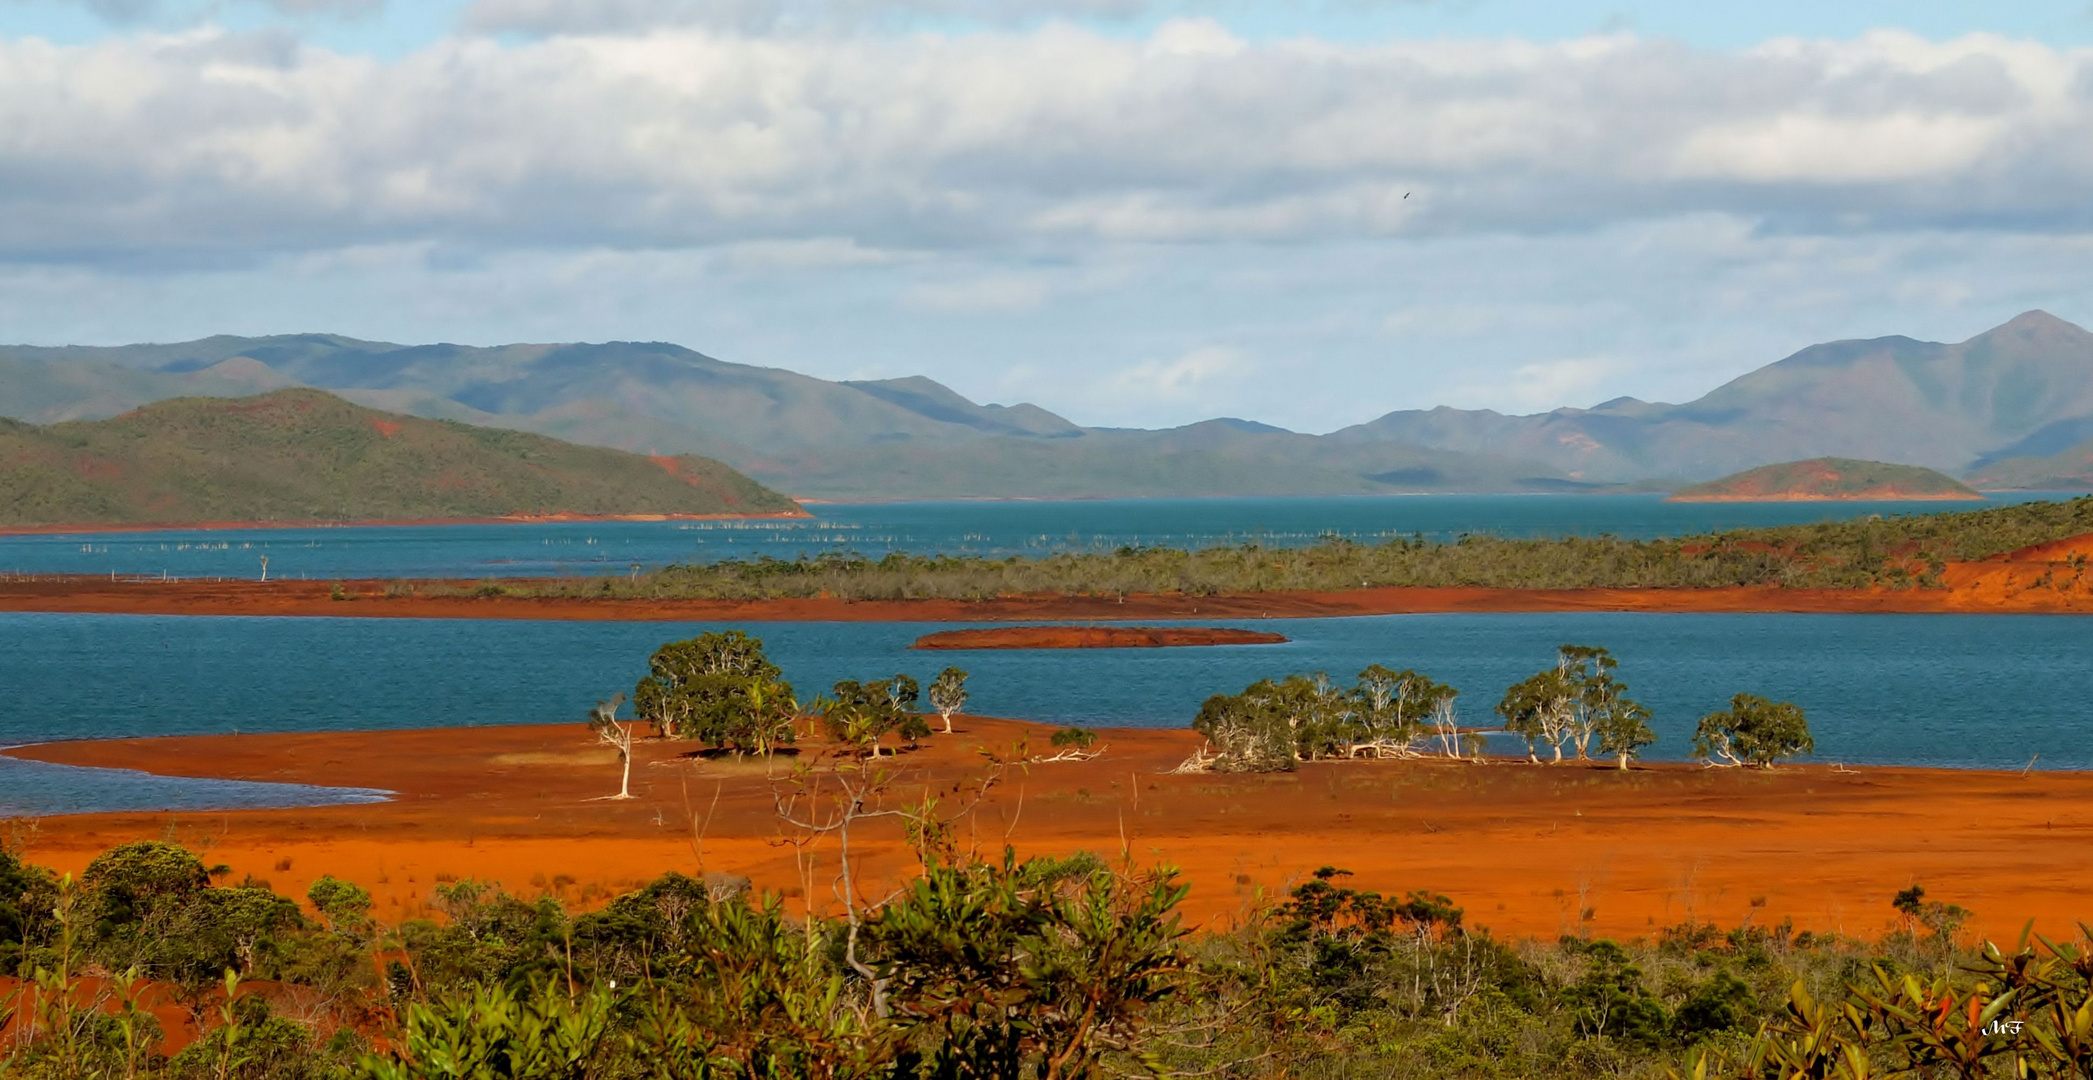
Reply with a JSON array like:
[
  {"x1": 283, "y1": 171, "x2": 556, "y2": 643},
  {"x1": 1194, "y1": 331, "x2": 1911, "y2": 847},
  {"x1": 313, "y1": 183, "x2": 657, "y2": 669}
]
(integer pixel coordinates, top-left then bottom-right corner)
[
  {"x1": 720, "y1": 237, "x2": 915, "y2": 271},
  {"x1": 1105, "y1": 346, "x2": 1251, "y2": 402},
  {"x1": 0, "y1": 25, "x2": 2088, "y2": 270},
  {"x1": 460, "y1": 0, "x2": 1377, "y2": 36},
  {"x1": 902, "y1": 273, "x2": 1057, "y2": 312},
  {"x1": 14, "y1": 0, "x2": 381, "y2": 20},
  {"x1": 1453, "y1": 356, "x2": 1621, "y2": 413}
]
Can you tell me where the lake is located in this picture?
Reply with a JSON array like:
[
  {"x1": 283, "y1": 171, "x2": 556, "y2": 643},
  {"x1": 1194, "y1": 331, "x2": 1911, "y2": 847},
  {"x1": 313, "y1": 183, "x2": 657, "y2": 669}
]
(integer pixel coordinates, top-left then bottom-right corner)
[
  {"x1": 4, "y1": 610, "x2": 2088, "y2": 815},
  {"x1": 1, "y1": 493, "x2": 2075, "y2": 581}
]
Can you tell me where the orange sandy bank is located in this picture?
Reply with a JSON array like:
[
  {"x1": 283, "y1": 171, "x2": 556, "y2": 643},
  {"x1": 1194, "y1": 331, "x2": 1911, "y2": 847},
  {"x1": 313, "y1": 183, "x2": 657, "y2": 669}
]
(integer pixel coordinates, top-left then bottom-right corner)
[
  {"x1": 0, "y1": 509, "x2": 811, "y2": 536},
  {"x1": 9, "y1": 719, "x2": 2092, "y2": 943},
  {"x1": 912, "y1": 625, "x2": 1290, "y2": 648}
]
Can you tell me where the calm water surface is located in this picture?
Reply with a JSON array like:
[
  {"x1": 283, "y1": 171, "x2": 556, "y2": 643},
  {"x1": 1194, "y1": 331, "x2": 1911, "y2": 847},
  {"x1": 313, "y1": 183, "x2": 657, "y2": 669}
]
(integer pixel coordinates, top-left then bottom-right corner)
[
  {"x1": 1, "y1": 493, "x2": 2075, "y2": 581},
  {"x1": 4, "y1": 611, "x2": 2088, "y2": 815}
]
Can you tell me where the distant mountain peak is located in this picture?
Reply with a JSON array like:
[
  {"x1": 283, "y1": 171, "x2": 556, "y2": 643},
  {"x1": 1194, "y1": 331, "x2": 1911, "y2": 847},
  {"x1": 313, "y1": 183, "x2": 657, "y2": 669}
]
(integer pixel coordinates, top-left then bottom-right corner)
[
  {"x1": 1985, "y1": 309, "x2": 2092, "y2": 344},
  {"x1": 2000, "y1": 309, "x2": 2077, "y2": 331}
]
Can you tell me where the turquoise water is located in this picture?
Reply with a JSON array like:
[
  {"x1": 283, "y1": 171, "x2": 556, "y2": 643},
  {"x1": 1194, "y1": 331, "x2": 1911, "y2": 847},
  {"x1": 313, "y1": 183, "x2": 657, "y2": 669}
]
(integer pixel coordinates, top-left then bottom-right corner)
[
  {"x1": 4, "y1": 611, "x2": 2089, "y2": 815},
  {"x1": 1, "y1": 493, "x2": 2074, "y2": 581}
]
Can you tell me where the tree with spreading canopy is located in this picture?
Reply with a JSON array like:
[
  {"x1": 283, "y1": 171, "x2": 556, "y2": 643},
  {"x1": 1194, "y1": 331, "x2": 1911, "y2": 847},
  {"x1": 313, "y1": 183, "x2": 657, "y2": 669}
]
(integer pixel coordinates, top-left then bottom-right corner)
[
  {"x1": 1191, "y1": 679, "x2": 1302, "y2": 772},
  {"x1": 632, "y1": 630, "x2": 797, "y2": 755},
  {"x1": 1188, "y1": 664, "x2": 1463, "y2": 771},
  {"x1": 1352, "y1": 665, "x2": 1458, "y2": 759},
  {"x1": 1497, "y1": 663, "x2": 1578, "y2": 764},
  {"x1": 1692, "y1": 693, "x2": 1813, "y2": 768},
  {"x1": 1498, "y1": 644, "x2": 1651, "y2": 766},
  {"x1": 823, "y1": 675, "x2": 932, "y2": 757},
  {"x1": 1573, "y1": 647, "x2": 1655, "y2": 770}
]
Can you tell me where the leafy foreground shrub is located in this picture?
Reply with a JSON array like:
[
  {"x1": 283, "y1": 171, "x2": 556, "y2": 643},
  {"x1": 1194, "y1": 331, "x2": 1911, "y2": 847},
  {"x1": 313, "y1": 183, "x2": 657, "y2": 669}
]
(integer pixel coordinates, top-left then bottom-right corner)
[{"x1": 6, "y1": 838, "x2": 2093, "y2": 1079}]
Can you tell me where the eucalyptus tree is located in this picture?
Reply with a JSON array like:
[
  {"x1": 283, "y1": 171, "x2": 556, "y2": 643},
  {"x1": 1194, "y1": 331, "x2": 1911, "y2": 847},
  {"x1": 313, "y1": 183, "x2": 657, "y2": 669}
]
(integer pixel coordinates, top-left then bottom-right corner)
[
  {"x1": 1192, "y1": 681, "x2": 1300, "y2": 772},
  {"x1": 588, "y1": 693, "x2": 637, "y2": 800},
  {"x1": 928, "y1": 667, "x2": 969, "y2": 734},
  {"x1": 1568, "y1": 646, "x2": 1655, "y2": 769},
  {"x1": 1556, "y1": 645, "x2": 1614, "y2": 761},
  {"x1": 1594, "y1": 696, "x2": 1656, "y2": 770},
  {"x1": 1352, "y1": 664, "x2": 1458, "y2": 758},
  {"x1": 1693, "y1": 694, "x2": 1814, "y2": 768},
  {"x1": 1497, "y1": 665, "x2": 1578, "y2": 764},
  {"x1": 824, "y1": 675, "x2": 932, "y2": 757},
  {"x1": 633, "y1": 631, "x2": 798, "y2": 755},
  {"x1": 1499, "y1": 644, "x2": 1650, "y2": 766}
]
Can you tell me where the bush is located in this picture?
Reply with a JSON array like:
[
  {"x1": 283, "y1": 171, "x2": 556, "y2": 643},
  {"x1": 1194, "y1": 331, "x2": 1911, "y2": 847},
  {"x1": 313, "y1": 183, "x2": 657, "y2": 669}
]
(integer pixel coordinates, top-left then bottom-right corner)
[{"x1": 1693, "y1": 693, "x2": 1814, "y2": 767}]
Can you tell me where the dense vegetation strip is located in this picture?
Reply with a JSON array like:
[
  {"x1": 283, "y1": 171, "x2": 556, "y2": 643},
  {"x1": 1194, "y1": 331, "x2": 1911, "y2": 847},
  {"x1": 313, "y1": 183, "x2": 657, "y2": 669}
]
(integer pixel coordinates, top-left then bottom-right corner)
[
  {"x1": 471, "y1": 496, "x2": 2093, "y2": 601},
  {"x1": 1, "y1": 835, "x2": 2076, "y2": 1079}
]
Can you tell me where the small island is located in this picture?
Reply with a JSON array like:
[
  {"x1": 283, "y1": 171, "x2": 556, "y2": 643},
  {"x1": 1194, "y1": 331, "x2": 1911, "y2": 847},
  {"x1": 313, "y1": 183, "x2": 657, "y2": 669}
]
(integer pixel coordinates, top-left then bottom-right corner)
[
  {"x1": 1666, "y1": 457, "x2": 1983, "y2": 503},
  {"x1": 912, "y1": 625, "x2": 1290, "y2": 649}
]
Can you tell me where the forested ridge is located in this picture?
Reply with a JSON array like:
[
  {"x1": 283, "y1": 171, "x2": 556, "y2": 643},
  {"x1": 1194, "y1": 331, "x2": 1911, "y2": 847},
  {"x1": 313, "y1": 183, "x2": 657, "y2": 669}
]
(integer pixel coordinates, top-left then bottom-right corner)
[{"x1": 0, "y1": 389, "x2": 800, "y2": 527}]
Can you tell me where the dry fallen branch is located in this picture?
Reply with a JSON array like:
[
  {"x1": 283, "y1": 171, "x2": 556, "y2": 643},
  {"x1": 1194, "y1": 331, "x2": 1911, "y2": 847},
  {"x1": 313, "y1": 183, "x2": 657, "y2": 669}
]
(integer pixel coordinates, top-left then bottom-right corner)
[{"x1": 1029, "y1": 744, "x2": 1108, "y2": 764}]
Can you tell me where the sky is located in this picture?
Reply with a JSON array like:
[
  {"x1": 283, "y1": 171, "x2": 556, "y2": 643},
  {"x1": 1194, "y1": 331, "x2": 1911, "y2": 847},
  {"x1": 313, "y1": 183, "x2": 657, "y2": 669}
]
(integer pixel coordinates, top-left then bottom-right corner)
[{"x1": 0, "y1": 1, "x2": 2090, "y2": 432}]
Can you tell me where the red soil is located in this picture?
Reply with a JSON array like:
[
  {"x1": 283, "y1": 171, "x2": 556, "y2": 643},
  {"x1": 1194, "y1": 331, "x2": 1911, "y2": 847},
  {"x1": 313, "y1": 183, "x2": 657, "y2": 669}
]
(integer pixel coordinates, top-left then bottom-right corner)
[
  {"x1": 9, "y1": 719, "x2": 2093, "y2": 945},
  {"x1": 912, "y1": 626, "x2": 1290, "y2": 649}
]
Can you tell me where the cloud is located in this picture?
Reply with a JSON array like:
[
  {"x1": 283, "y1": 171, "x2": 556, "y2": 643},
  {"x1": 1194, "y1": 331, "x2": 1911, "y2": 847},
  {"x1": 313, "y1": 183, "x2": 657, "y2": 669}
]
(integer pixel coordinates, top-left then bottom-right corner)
[
  {"x1": 1457, "y1": 355, "x2": 1622, "y2": 413},
  {"x1": 15, "y1": 0, "x2": 381, "y2": 20},
  {"x1": 902, "y1": 274, "x2": 1058, "y2": 312},
  {"x1": 0, "y1": 23, "x2": 2088, "y2": 273},
  {"x1": 1105, "y1": 346, "x2": 1252, "y2": 402},
  {"x1": 461, "y1": 0, "x2": 1418, "y2": 36}
]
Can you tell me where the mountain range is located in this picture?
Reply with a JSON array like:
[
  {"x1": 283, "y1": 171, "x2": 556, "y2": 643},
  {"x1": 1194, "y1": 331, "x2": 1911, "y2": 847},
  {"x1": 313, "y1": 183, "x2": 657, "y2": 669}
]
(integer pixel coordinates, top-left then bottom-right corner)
[{"x1": 3, "y1": 311, "x2": 2091, "y2": 499}]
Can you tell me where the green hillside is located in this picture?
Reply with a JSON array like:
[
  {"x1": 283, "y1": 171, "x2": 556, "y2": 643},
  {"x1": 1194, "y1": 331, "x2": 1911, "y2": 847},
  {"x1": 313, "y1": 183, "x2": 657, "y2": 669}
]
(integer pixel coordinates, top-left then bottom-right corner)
[
  {"x1": 1667, "y1": 458, "x2": 1981, "y2": 502},
  {"x1": 0, "y1": 389, "x2": 801, "y2": 527}
]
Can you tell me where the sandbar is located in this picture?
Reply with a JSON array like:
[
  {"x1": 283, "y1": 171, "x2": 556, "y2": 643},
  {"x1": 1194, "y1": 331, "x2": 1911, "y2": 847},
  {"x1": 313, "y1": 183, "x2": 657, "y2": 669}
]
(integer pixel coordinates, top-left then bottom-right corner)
[{"x1": 912, "y1": 626, "x2": 1289, "y2": 649}]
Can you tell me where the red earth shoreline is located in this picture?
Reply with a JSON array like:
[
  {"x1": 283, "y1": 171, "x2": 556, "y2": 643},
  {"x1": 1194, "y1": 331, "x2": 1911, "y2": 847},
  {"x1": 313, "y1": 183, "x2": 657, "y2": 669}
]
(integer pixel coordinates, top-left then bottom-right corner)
[{"x1": 4, "y1": 574, "x2": 2093, "y2": 620}]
